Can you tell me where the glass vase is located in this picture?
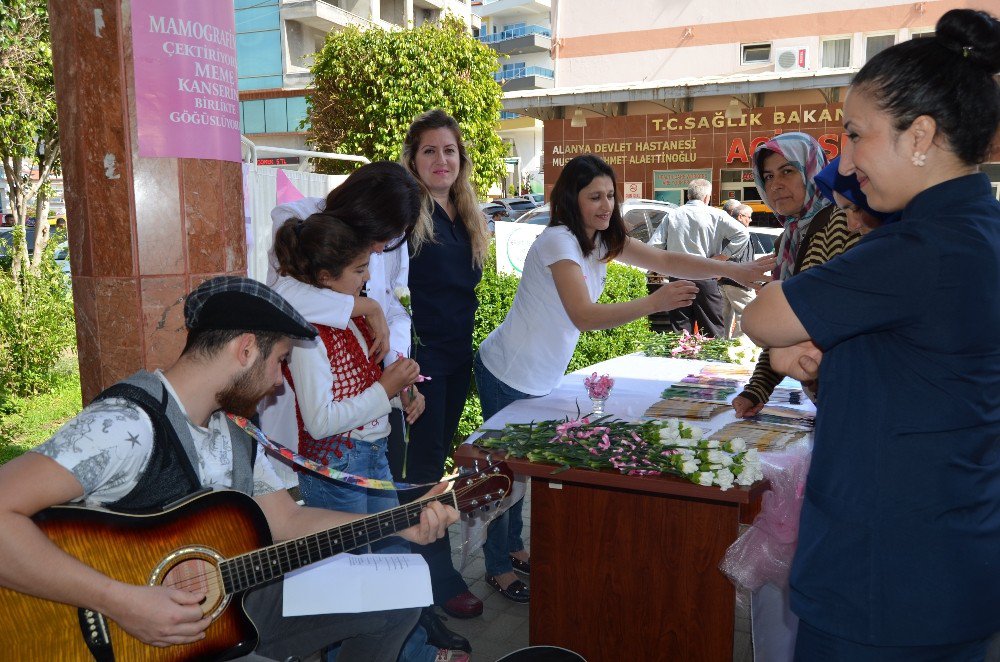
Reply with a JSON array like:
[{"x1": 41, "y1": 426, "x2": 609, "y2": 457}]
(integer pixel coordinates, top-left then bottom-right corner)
[{"x1": 589, "y1": 396, "x2": 607, "y2": 417}]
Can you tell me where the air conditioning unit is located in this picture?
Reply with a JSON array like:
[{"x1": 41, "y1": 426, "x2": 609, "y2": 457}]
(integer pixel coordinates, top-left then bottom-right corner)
[{"x1": 774, "y1": 46, "x2": 809, "y2": 73}]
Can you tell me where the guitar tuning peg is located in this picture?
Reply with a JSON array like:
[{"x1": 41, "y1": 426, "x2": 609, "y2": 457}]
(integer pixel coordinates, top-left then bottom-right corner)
[{"x1": 473, "y1": 459, "x2": 480, "y2": 473}]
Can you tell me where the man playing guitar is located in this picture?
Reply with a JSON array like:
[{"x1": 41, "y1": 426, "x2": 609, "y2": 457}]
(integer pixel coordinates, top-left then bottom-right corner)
[{"x1": 0, "y1": 277, "x2": 459, "y2": 661}]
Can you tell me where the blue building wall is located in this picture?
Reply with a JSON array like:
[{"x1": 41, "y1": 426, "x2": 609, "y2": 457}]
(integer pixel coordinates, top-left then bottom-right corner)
[{"x1": 235, "y1": 0, "x2": 308, "y2": 134}]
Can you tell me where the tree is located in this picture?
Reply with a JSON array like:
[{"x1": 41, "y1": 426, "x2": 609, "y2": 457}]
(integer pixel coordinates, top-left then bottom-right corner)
[
  {"x1": 0, "y1": 0, "x2": 60, "y2": 275},
  {"x1": 307, "y1": 15, "x2": 506, "y2": 198}
]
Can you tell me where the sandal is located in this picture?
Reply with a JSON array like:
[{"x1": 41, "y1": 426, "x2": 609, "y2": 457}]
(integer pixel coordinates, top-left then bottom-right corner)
[
  {"x1": 487, "y1": 574, "x2": 530, "y2": 604},
  {"x1": 510, "y1": 554, "x2": 530, "y2": 575}
]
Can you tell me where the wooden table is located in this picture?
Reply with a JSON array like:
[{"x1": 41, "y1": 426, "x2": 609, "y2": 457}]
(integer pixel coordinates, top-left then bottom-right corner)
[{"x1": 456, "y1": 444, "x2": 767, "y2": 662}]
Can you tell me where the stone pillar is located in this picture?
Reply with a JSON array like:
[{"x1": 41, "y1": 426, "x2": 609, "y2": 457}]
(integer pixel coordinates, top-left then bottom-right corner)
[{"x1": 50, "y1": 1, "x2": 247, "y2": 403}]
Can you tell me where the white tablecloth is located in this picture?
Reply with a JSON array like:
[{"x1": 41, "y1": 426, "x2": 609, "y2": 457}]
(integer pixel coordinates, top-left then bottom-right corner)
[{"x1": 468, "y1": 353, "x2": 813, "y2": 442}]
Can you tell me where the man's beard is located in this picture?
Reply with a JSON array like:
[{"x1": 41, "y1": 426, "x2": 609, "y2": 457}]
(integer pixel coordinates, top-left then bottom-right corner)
[{"x1": 216, "y1": 358, "x2": 273, "y2": 419}]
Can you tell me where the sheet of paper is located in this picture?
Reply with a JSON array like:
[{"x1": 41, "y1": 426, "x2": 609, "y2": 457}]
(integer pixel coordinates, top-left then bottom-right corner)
[{"x1": 283, "y1": 553, "x2": 433, "y2": 616}]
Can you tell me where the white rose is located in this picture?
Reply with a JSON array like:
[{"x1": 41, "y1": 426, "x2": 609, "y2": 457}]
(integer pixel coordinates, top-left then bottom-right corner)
[
  {"x1": 681, "y1": 459, "x2": 700, "y2": 474},
  {"x1": 687, "y1": 425, "x2": 704, "y2": 439},
  {"x1": 728, "y1": 437, "x2": 746, "y2": 452},
  {"x1": 659, "y1": 427, "x2": 680, "y2": 442},
  {"x1": 393, "y1": 285, "x2": 410, "y2": 299},
  {"x1": 696, "y1": 471, "x2": 715, "y2": 486},
  {"x1": 715, "y1": 468, "x2": 735, "y2": 491}
]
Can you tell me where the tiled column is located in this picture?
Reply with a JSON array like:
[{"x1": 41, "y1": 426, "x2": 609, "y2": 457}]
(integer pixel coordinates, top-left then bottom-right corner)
[{"x1": 51, "y1": 1, "x2": 246, "y2": 403}]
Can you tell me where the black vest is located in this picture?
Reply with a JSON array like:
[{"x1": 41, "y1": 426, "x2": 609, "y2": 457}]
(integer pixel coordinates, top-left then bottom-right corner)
[{"x1": 95, "y1": 372, "x2": 256, "y2": 514}]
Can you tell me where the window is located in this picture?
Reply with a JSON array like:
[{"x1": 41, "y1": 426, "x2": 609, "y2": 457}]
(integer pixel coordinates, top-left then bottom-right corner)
[
  {"x1": 865, "y1": 34, "x2": 895, "y2": 62},
  {"x1": 821, "y1": 37, "x2": 850, "y2": 68},
  {"x1": 911, "y1": 30, "x2": 935, "y2": 39},
  {"x1": 741, "y1": 43, "x2": 771, "y2": 64},
  {"x1": 622, "y1": 209, "x2": 651, "y2": 242}
]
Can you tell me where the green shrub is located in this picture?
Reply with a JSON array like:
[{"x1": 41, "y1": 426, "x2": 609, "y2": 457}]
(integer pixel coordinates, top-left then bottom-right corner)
[
  {"x1": 0, "y1": 240, "x2": 77, "y2": 407},
  {"x1": 453, "y1": 245, "x2": 652, "y2": 443},
  {"x1": 0, "y1": 357, "x2": 81, "y2": 465}
]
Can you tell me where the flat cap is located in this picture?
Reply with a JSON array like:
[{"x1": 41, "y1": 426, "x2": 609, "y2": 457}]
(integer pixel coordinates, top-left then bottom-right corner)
[{"x1": 184, "y1": 276, "x2": 317, "y2": 339}]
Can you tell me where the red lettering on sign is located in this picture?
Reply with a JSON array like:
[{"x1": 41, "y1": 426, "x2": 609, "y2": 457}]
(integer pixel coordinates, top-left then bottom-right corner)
[
  {"x1": 818, "y1": 133, "x2": 840, "y2": 161},
  {"x1": 726, "y1": 138, "x2": 749, "y2": 164},
  {"x1": 749, "y1": 136, "x2": 771, "y2": 156}
]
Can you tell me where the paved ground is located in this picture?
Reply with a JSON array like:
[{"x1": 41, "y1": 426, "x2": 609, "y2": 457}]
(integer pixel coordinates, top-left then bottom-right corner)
[{"x1": 438, "y1": 486, "x2": 532, "y2": 662}]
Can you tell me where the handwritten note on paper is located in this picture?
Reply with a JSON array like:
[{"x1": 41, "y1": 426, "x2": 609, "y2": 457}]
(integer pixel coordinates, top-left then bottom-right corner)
[{"x1": 282, "y1": 554, "x2": 433, "y2": 616}]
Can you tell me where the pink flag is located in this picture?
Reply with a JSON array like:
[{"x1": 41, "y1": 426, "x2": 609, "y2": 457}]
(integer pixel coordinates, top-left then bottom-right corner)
[{"x1": 276, "y1": 169, "x2": 304, "y2": 205}]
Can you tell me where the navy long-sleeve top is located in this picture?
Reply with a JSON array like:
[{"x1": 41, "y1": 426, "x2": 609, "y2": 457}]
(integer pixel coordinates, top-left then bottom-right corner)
[{"x1": 408, "y1": 201, "x2": 483, "y2": 375}]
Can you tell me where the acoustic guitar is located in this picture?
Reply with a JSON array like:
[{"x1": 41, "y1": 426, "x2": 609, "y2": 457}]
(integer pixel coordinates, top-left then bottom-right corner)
[{"x1": 0, "y1": 464, "x2": 513, "y2": 661}]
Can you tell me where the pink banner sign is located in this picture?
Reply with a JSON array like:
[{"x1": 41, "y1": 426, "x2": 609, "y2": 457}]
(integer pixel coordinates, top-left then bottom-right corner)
[
  {"x1": 275, "y1": 168, "x2": 304, "y2": 205},
  {"x1": 132, "y1": 0, "x2": 241, "y2": 162}
]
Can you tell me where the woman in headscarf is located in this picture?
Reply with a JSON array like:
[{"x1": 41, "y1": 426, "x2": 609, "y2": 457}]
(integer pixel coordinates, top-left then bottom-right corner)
[
  {"x1": 815, "y1": 155, "x2": 897, "y2": 236},
  {"x1": 731, "y1": 132, "x2": 858, "y2": 417}
]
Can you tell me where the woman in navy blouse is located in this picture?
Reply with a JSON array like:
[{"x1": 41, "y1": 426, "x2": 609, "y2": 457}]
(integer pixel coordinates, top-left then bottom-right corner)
[
  {"x1": 743, "y1": 9, "x2": 1000, "y2": 660},
  {"x1": 392, "y1": 109, "x2": 489, "y2": 622}
]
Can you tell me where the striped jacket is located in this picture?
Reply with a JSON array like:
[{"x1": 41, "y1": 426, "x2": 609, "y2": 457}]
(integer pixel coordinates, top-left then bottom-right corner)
[{"x1": 740, "y1": 205, "x2": 858, "y2": 406}]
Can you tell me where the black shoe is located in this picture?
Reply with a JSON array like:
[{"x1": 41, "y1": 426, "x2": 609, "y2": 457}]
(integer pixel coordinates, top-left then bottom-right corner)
[
  {"x1": 420, "y1": 608, "x2": 472, "y2": 654},
  {"x1": 486, "y1": 574, "x2": 530, "y2": 604},
  {"x1": 510, "y1": 554, "x2": 530, "y2": 575}
]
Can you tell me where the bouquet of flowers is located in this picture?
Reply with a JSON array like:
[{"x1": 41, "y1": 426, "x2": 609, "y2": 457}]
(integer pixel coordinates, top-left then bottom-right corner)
[
  {"x1": 478, "y1": 416, "x2": 763, "y2": 491},
  {"x1": 583, "y1": 373, "x2": 614, "y2": 400},
  {"x1": 639, "y1": 331, "x2": 760, "y2": 366}
]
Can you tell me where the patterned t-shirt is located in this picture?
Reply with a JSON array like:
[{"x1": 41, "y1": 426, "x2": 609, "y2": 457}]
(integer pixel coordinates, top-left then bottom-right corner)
[{"x1": 33, "y1": 371, "x2": 283, "y2": 507}]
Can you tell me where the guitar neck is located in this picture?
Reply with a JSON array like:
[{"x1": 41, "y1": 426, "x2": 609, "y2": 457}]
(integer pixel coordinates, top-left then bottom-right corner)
[{"x1": 220, "y1": 490, "x2": 456, "y2": 595}]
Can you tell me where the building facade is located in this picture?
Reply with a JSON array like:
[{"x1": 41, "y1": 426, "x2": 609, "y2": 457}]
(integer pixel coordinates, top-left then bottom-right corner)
[
  {"x1": 236, "y1": 0, "x2": 474, "y2": 153},
  {"x1": 501, "y1": 0, "x2": 999, "y2": 206},
  {"x1": 472, "y1": 0, "x2": 552, "y2": 195}
]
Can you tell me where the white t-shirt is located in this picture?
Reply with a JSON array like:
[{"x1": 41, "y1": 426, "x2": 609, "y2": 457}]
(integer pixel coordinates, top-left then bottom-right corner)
[
  {"x1": 32, "y1": 371, "x2": 284, "y2": 507},
  {"x1": 479, "y1": 225, "x2": 608, "y2": 395}
]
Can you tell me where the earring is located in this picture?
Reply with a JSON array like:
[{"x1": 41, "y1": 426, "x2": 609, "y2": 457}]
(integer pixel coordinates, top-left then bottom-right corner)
[{"x1": 911, "y1": 152, "x2": 927, "y2": 167}]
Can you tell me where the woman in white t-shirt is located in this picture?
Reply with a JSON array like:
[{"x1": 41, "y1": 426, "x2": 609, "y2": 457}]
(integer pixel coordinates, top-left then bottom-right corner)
[{"x1": 475, "y1": 154, "x2": 775, "y2": 602}]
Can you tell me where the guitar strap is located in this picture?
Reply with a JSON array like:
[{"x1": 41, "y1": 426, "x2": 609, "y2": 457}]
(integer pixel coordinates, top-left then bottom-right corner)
[{"x1": 228, "y1": 414, "x2": 447, "y2": 492}]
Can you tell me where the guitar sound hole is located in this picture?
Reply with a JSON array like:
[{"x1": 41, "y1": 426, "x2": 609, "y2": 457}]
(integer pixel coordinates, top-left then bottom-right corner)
[{"x1": 161, "y1": 557, "x2": 224, "y2": 618}]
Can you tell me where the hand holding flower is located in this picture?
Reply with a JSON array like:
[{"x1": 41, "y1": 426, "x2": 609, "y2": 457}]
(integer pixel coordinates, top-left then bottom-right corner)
[{"x1": 379, "y1": 357, "x2": 420, "y2": 398}]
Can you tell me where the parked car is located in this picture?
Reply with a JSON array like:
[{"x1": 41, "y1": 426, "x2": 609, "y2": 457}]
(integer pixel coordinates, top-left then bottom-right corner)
[
  {"x1": 482, "y1": 196, "x2": 540, "y2": 222},
  {"x1": 520, "y1": 193, "x2": 544, "y2": 206},
  {"x1": 54, "y1": 241, "x2": 70, "y2": 276},
  {"x1": 747, "y1": 225, "x2": 782, "y2": 260},
  {"x1": 0, "y1": 226, "x2": 38, "y2": 258},
  {"x1": 516, "y1": 198, "x2": 678, "y2": 243}
]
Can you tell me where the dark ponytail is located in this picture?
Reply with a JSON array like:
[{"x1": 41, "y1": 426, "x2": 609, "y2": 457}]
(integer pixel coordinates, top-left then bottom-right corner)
[
  {"x1": 273, "y1": 212, "x2": 369, "y2": 286},
  {"x1": 851, "y1": 9, "x2": 1000, "y2": 165}
]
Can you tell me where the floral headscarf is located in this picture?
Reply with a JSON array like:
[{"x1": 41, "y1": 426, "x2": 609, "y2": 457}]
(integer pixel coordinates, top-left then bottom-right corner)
[{"x1": 752, "y1": 132, "x2": 831, "y2": 281}]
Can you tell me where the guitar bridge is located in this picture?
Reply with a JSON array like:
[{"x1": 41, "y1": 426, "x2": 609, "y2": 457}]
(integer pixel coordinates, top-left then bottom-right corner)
[{"x1": 78, "y1": 607, "x2": 114, "y2": 661}]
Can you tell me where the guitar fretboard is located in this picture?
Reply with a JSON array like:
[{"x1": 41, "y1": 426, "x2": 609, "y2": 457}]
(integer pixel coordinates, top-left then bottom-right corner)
[{"x1": 219, "y1": 491, "x2": 456, "y2": 595}]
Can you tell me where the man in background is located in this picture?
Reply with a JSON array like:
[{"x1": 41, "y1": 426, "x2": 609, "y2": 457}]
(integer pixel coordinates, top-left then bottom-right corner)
[
  {"x1": 718, "y1": 204, "x2": 756, "y2": 339},
  {"x1": 649, "y1": 179, "x2": 749, "y2": 337}
]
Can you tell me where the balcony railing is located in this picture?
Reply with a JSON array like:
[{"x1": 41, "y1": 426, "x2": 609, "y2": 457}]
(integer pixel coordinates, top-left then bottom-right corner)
[
  {"x1": 494, "y1": 66, "x2": 554, "y2": 82},
  {"x1": 478, "y1": 24, "x2": 550, "y2": 45}
]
